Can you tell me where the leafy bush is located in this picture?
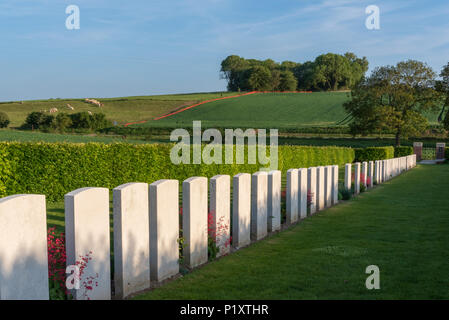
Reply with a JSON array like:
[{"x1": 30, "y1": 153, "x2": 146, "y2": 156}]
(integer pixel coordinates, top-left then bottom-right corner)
[
  {"x1": 69, "y1": 112, "x2": 92, "y2": 129},
  {"x1": 354, "y1": 146, "x2": 394, "y2": 162},
  {"x1": 0, "y1": 142, "x2": 355, "y2": 201},
  {"x1": 23, "y1": 111, "x2": 47, "y2": 129},
  {"x1": 22, "y1": 111, "x2": 110, "y2": 132},
  {"x1": 0, "y1": 112, "x2": 10, "y2": 128},
  {"x1": 394, "y1": 146, "x2": 413, "y2": 157},
  {"x1": 339, "y1": 187, "x2": 352, "y2": 200},
  {"x1": 55, "y1": 113, "x2": 72, "y2": 132}
]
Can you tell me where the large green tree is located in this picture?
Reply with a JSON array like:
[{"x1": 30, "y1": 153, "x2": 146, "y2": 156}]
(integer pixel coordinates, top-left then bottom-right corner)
[
  {"x1": 438, "y1": 62, "x2": 449, "y2": 130},
  {"x1": 220, "y1": 53, "x2": 369, "y2": 92},
  {"x1": 344, "y1": 60, "x2": 439, "y2": 146},
  {"x1": 313, "y1": 53, "x2": 352, "y2": 91},
  {"x1": 278, "y1": 70, "x2": 298, "y2": 91},
  {"x1": 247, "y1": 66, "x2": 272, "y2": 91}
]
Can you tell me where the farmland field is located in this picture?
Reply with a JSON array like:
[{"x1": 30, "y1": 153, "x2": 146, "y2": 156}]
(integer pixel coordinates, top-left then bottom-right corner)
[
  {"x1": 0, "y1": 92, "x2": 239, "y2": 128},
  {"x1": 142, "y1": 92, "x2": 352, "y2": 129},
  {"x1": 138, "y1": 91, "x2": 442, "y2": 129}
]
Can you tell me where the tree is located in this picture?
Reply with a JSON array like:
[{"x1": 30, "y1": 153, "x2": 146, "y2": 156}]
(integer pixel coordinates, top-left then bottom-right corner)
[
  {"x1": 344, "y1": 60, "x2": 439, "y2": 146},
  {"x1": 278, "y1": 70, "x2": 298, "y2": 91},
  {"x1": 313, "y1": 53, "x2": 352, "y2": 90},
  {"x1": 248, "y1": 66, "x2": 272, "y2": 91},
  {"x1": 344, "y1": 52, "x2": 369, "y2": 88},
  {"x1": 438, "y1": 62, "x2": 449, "y2": 129},
  {"x1": 270, "y1": 69, "x2": 281, "y2": 90},
  {"x1": 220, "y1": 55, "x2": 249, "y2": 91},
  {"x1": 0, "y1": 112, "x2": 10, "y2": 128}
]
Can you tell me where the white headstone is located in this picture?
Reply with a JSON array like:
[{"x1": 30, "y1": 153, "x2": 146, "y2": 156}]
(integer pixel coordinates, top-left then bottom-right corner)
[
  {"x1": 316, "y1": 166, "x2": 325, "y2": 211},
  {"x1": 182, "y1": 177, "x2": 208, "y2": 268},
  {"x1": 324, "y1": 166, "x2": 332, "y2": 207},
  {"x1": 286, "y1": 169, "x2": 299, "y2": 223},
  {"x1": 0, "y1": 194, "x2": 49, "y2": 300},
  {"x1": 332, "y1": 165, "x2": 339, "y2": 205},
  {"x1": 354, "y1": 162, "x2": 361, "y2": 194},
  {"x1": 267, "y1": 170, "x2": 281, "y2": 232},
  {"x1": 307, "y1": 167, "x2": 317, "y2": 214},
  {"x1": 149, "y1": 180, "x2": 180, "y2": 281},
  {"x1": 362, "y1": 162, "x2": 368, "y2": 187},
  {"x1": 65, "y1": 187, "x2": 111, "y2": 300},
  {"x1": 232, "y1": 173, "x2": 251, "y2": 248},
  {"x1": 298, "y1": 168, "x2": 308, "y2": 219},
  {"x1": 113, "y1": 183, "x2": 150, "y2": 298},
  {"x1": 210, "y1": 175, "x2": 231, "y2": 256},
  {"x1": 251, "y1": 172, "x2": 268, "y2": 240},
  {"x1": 344, "y1": 163, "x2": 352, "y2": 190},
  {"x1": 368, "y1": 161, "x2": 374, "y2": 187}
]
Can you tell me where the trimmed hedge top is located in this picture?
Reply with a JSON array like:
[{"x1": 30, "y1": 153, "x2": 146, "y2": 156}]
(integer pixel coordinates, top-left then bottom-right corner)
[
  {"x1": 354, "y1": 146, "x2": 395, "y2": 163},
  {"x1": 0, "y1": 142, "x2": 355, "y2": 201}
]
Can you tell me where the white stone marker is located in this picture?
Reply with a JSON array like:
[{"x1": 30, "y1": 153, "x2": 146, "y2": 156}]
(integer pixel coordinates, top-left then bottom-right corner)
[
  {"x1": 361, "y1": 162, "x2": 368, "y2": 187},
  {"x1": 251, "y1": 171, "x2": 268, "y2": 240},
  {"x1": 379, "y1": 161, "x2": 383, "y2": 183},
  {"x1": 210, "y1": 175, "x2": 231, "y2": 256},
  {"x1": 286, "y1": 169, "x2": 299, "y2": 223},
  {"x1": 307, "y1": 167, "x2": 317, "y2": 215},
  {"x1": 383, "y1": 160, "x2": 387, "y2": 181},
  {"x1": 183, "y1": 177, "x2": 208, "y2": 268},
  {"x1": 332, "y1": 165, "x2": 339, "y2": 205},
  {"x1": 267, "y1": 170, "x2": 281, "y2": 232},
  {"x1": 316, "y1": 166, "x2": 325, "y2": 211},
  {"x1": 150, "y1": 180, "x2": 180, "y2": 282},
  {"x1": 374, "y1": 161, "x2": 380, "y2": 184},
  {"x1": 113, "y1": 183, "x2": 150, "y2": 299},
  {"x1": 354, "y1": 162, "x2": 361, "y2": 194},
  {"x1": 344, "y1": 163, "x2": 352, "y2": 190},
  {"x1": 298, "y1": 168, "x2": 308, "y2": 219},
  {"x1": 368, "y1": 161, "x2": 374, "y2": 188},
  {"x1": 232, "y1": 173, "x2": 251, "y2": 248},
  {"x1": 0, "y1": 194, "x2": 49, "y2": 300},
  {"x1": 324, "y1": 166, "x2": 332, "y2": 207},
  {"x1": 65, "y1": 187, "x2": 111, "y2": 300}
]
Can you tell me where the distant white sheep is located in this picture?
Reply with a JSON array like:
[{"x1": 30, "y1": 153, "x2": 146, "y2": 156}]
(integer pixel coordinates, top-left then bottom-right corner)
[
  {"x1": 49, "y1": 108, "x2": 58, "y2": 113},
  {"x1": 88, "y1": 111, "x2": 93, "y2": 115},
  {"x1": 85, "y1": 98, "x2": 104, "y2": 107},
  {"x1": 67, "y1": 104, "x2": 74, "y2": 110}
]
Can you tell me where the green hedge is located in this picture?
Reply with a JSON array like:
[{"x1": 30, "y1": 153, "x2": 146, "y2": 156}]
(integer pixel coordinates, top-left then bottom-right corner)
[
  {"x1": 354, "y1": 146, "x2": 395, "y2": 163},
  {"x1": 446, "y1": 148, "x2": 449, "y2": 159},
  {"x1": 394, "y1": 146, "x2": 414, "y2": 157},
  {"x1": 0, "y1": 142, "x2": 355, "y2": 202}
]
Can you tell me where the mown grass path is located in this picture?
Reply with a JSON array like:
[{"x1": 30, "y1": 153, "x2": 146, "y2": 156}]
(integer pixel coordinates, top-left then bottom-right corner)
[{"x1": 135, "y1": 164, "x2": 449, "y2": 299}]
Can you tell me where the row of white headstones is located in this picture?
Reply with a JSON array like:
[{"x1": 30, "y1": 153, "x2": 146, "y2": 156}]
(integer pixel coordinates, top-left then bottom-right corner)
[{"x1": 0, "y1": 154, "x2": 416, "y2": 300}]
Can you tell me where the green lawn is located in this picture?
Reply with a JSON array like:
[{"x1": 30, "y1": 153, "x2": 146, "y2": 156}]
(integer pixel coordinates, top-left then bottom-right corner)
[
  {"x1": 135, "y1": 164, "x2": 449, "y2": 300},
  {"x1": 0, "y1": 129, "x2": 147, "y2": 144}
]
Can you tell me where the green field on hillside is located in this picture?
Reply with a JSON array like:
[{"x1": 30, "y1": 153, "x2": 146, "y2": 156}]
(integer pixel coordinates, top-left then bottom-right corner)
[
  {"x1": 142, "y1": 92, "x2": 352, "y2": 129},
  {"x1": 0, "y1": 92, "x2": 238, "y2": 128}
]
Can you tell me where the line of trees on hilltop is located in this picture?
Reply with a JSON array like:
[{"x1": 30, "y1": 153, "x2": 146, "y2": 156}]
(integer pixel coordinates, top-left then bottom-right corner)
[{"x1": 220, "y1": 53, "x2": 369, "y2": 92}]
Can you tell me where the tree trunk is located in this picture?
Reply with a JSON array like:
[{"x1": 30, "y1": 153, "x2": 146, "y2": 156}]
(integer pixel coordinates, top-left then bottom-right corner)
[{"x1": 395, "y1": 131, "x2": 401, "y2": 147}]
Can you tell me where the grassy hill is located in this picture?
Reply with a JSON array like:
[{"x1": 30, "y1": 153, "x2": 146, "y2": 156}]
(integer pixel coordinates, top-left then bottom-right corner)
[
  {"x1": 0, "y1": 92, "x2": 238, "y2": 128},
  {"x1": 0, "y1": 91, "x2": 441, "y2": 133},
  {"x1": 142, "y1": 92, "x2": 353, "y2": 129}
]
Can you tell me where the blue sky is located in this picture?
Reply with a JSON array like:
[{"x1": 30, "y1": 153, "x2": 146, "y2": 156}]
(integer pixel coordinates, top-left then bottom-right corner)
[{"x1": 1, "y1": 0, "x2": 448, "y2": 101}]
